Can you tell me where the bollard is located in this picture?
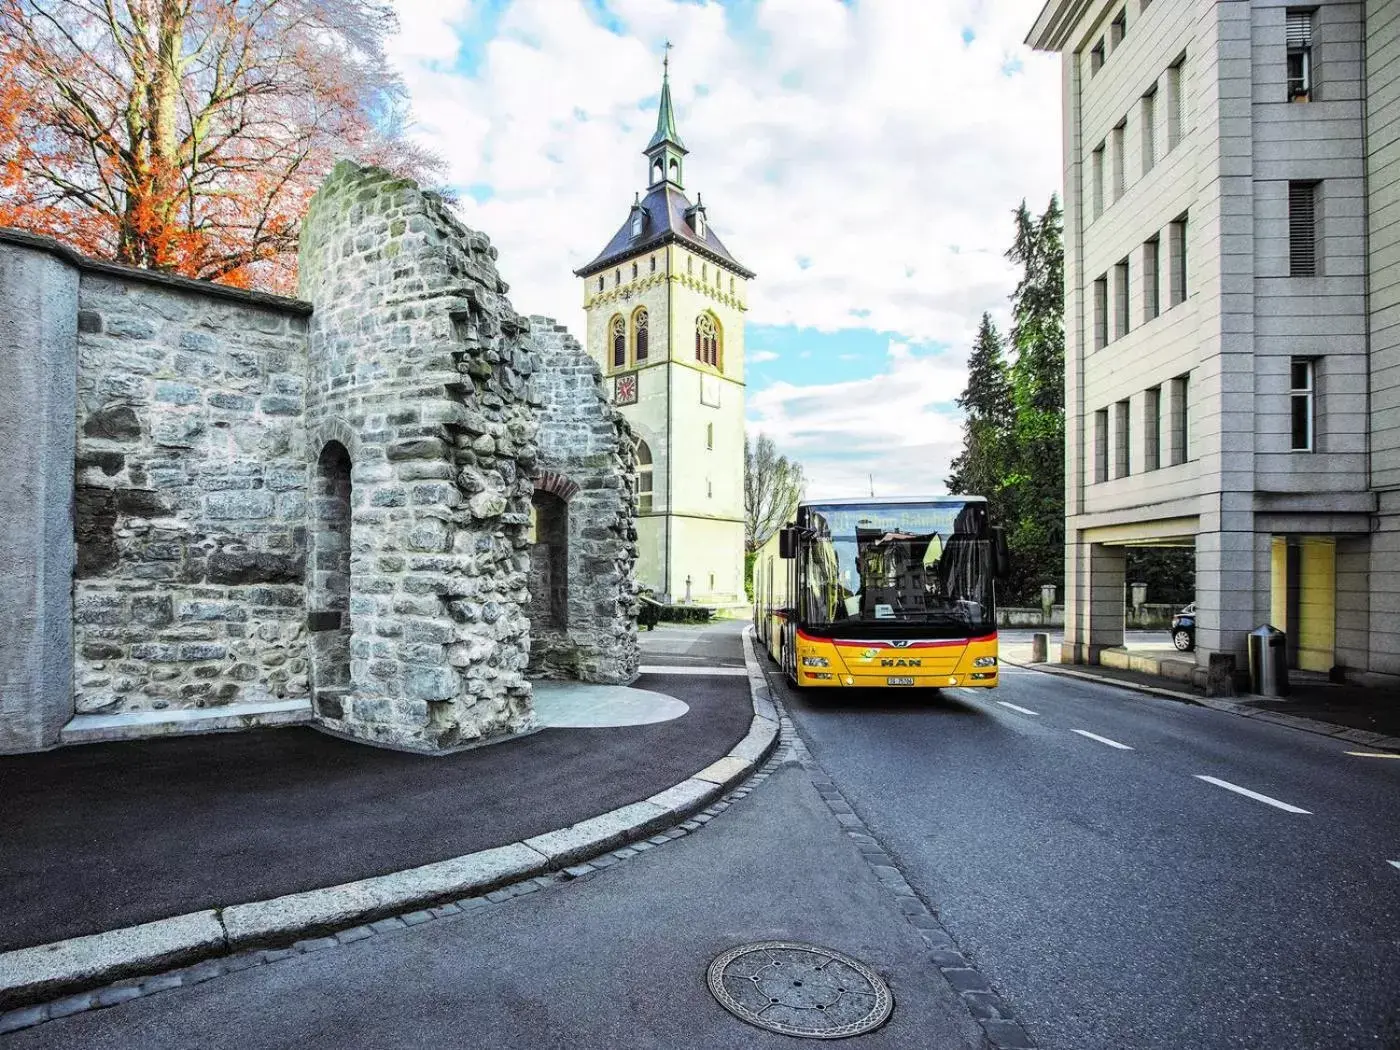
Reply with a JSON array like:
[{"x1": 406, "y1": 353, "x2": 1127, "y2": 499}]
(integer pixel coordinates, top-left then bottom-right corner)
[
  {"x1": 1205, "y1": 653, "x2": 1237, "y2": 698},
  {"x1": 1031, "y1": 632, "x2": 1049, "y2": 663}
]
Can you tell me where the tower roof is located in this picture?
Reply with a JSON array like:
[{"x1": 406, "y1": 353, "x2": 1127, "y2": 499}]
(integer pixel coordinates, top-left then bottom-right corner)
[
  {"x1": 646, "y1": 56, "x2": 686, "y2": 154},
  {"x1": 573, "y1": 182, "x2": 754, "y2": 279}
]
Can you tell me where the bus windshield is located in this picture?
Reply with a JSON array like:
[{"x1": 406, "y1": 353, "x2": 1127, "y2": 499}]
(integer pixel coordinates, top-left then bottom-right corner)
[{"x1": 796, "y1": 500, "x2": 995, "y2": 632}]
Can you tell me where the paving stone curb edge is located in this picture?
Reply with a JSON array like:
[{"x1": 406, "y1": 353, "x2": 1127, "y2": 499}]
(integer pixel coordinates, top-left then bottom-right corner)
[
  {"x1": 754, "y1": 637, "x2": 1037, "y2": 1050},
  {"x1": 1004, "y1": 656, "x2": 1400, "y2": 753},
  {"x1": 0, "y1": 661, "x2": 779, "y2": 1012}
]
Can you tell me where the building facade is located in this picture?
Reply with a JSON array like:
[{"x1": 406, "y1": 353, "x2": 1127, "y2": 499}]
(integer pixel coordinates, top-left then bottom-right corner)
[
  {"x1": 1028, "y1": 0, "x2": 1399, "y2": 685},
  {"x1": 574, "y1": 62, "x2": 753, "y2": 606}
]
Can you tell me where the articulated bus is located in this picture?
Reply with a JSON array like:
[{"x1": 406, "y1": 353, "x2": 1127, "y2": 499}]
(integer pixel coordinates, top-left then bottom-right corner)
[{"x1": 753, "y1": 496, "x2": 1009, "y2": 690}]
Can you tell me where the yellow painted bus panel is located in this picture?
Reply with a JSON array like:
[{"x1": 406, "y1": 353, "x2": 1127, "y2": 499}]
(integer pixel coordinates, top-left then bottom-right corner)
[{"x1": 792, "y1": 631, "x2": 999, "y2": 689}]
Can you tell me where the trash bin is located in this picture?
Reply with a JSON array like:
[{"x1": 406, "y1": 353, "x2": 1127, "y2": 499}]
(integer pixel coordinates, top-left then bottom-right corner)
[{"x1": 1247, "y1": 625, "x2": 1290, "y2": 697}]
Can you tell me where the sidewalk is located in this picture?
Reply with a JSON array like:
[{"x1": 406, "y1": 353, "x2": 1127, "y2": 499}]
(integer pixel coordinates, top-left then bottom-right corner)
[{"x1": 0, "y1": 622, "x2": 772, "y2": 1008}]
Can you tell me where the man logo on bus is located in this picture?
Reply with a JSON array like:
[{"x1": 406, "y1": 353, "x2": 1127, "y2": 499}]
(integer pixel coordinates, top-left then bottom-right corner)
[{"x1": 880, "y1": 658, "x2": 922, "y2": 667}]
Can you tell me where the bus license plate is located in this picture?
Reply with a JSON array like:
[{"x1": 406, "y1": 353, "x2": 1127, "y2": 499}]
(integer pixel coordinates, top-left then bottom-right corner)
[{"x1": 887, "y1": 677, "x2": 915, "y2": 686}]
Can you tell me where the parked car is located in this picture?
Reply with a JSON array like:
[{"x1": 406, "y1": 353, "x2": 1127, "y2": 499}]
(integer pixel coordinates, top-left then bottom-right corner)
[{"x1": 1171, "y1": 603, "x2": 1196, "y2": 652}]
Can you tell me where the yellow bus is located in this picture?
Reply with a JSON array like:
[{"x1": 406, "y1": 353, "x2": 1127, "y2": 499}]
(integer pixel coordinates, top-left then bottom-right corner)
[{"x1": 753, "y1": 496, "x2": 1009, "y2": 690}]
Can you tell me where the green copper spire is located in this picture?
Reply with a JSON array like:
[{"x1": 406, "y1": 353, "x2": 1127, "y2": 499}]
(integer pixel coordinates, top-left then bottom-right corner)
[{"x1": 646, "y1": 43, "x2": 686, "y2": 152}]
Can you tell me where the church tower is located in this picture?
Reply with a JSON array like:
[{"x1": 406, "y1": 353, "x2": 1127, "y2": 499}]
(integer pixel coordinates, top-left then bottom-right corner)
[{"x1": 574, "y1": 55, "x2": 753, "y2": 606}]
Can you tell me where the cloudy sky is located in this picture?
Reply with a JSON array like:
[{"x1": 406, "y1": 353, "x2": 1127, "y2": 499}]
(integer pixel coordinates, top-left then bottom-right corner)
[{"x1": 386, "y1": 0, "x2": 1063, "y2": 498}]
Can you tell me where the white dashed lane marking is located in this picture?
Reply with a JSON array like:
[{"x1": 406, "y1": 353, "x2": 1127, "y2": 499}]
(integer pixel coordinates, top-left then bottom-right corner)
[
  {"x1": 1071, "y1": 729, "x2": 1135, "y2": 751},
  {"x1": 1389, "y1": 861, "x2": 1400, "y2": 873},
  {"x1": 1194, "y1": 775, "x2": 1311, "y2": 815},
  {"x1": 996, "y1": 701, "x2": 1040, "y2": 716}
]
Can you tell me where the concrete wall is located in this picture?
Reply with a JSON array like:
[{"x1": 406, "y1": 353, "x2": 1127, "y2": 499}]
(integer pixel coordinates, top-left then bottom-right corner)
[
  {"x1": 0, "y1": 238, "x2": 77, "y2": 752},
  {"x1": 528, "y1": 316, "x2": 640, "y2": 684},
  {"x1": 1365, "y1": 0, "x2": 1400, "y2": 679}
]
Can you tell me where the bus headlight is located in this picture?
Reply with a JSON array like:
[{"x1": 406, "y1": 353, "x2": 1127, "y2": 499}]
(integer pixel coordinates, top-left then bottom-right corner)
[
  {"x1": 802, "y1": 657, "x2": 830, "y2": 667},
  {"x1": 973, "y1": 656, "x2": 998, "y2": 667}
]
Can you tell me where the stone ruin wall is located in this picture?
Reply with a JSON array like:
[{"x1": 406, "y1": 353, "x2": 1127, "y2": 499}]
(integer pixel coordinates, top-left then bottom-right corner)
[
  {"x1": 71, "y1": 272, "x2": 312, "y2": 716},
  {"x1": 0, "y1": 165, "x2": 641, "y2": 754},
  {"x1": 296, "y1": 161, "x2": 541, "y2": 752},
  {"x1": 526, "y1": 317, "x2": 640, "y2": 684}
]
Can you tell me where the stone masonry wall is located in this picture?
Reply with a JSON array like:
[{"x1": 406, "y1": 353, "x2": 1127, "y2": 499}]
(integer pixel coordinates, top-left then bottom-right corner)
[
  {"x1": 72, "y1": 272, "x2": 311, "y2": 715},
  {"x1": 297, "y1": 161, "x2": 540, "y2": 752},
  {"x1": 527, "y1": 317, "x2": 640, "y2": 684}
]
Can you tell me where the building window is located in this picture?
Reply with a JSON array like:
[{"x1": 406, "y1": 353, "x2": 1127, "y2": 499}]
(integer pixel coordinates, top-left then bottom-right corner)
[
  {"x1": 1287, "y1": 10, "x2": 1314, "y2": 102},
  {"x1": 702, "y1": 262, "x2": 707, "y2": 282},
  {"x1": 696, "y1": 313, "x2": 720, "y2": 368},
  {"x1": 611, "y1": 315, "x2": 626, "y2": 369},
  {"x1": 1094, "y1": 275, "x2": 1109, "y2": 351},
  {"x1": 634, "y1": 308, "x2": 648, "y2": 362},
  {"x1": 1289, "y1": 180, "x2": 1319, "y2": 276},
  {"x1": 1169, "y1": 213, "x2": 1188, "y2": 306},
  {"x1": 1143, "y1": 235, "x2": 1161, "y2": 320},
  {"x1": 1144, "y1": 385, "x2": 1162, "y2": 471},
  {"x1": 730, "y1": 276, "x2": 735, "y2": 293},
  {"x1": 1110, "y1": 8, "x2": 1127, "y2": 48},
  {"x1": 615, "y1": 268, "x2": 621, "y2": 286},
  {"x1": 632, "y1": 261, "x2": 638, "y2": 280},
  {"x1": 1114, "y1": 258, "x2": 1130, "y2": 339},
  {"x1": 1111, "y1": 120, "x2": 1126, "y2": 201},
  {"x1": 1114, "y1": 400, "x2": 1131, "y2": 478},
  {"x1": 1090, "y1": 39, "x2": 1105, "y2": 74},
  {"x1": 706, "y1": 476, "x2": 713, "y2": 498},
  {"x1": 635, "y1": 438, "x2": 653, "y2": 513},
  {"x1": 1166, "y1": 54, "x2": 1186, "y2": 150},
  {"x1": 1141, "y1": 85, "x2": 1157, "y2": 174},
  {"x1": 1091, "y1": 143, "x2": 1105, "y2": 219},
  {"x1": 597, "y1": 276, "x2": 604, "y2": 292},
  {"x1": 1169, "y1": 373, "x2": 1190, "y2": 465},
  {"x1": 1290, "y1": 358, "x2": 1316, "y2": 451},
  {"x1": 650, "y1": 255, "x2": 657, "y2": 273},
  {"x1": 687, "y1": 256, "x2": 693, "y2": 275},
  {"x1": 706, "y1": 421, "x2": 714, "y2": 450},
  {"x1": 1094, "y1": 409, "x2": 1110, "y2": 483}
]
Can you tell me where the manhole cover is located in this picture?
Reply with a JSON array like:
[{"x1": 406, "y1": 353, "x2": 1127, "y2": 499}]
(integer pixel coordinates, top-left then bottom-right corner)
[{"x1": 706, "y1": 941, "x2": 894, "y2": 1039}]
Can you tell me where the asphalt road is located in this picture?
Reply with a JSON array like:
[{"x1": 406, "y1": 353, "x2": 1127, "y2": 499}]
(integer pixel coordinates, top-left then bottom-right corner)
[{"x1": 774, "y1": 658, "x2": 1400, "y2": 1049}]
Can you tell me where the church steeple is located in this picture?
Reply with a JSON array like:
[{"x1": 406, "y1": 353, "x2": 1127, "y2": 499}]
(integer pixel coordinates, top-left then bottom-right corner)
[{"x1": 644, "y1": 44, "x2": 688, "y2": 189}]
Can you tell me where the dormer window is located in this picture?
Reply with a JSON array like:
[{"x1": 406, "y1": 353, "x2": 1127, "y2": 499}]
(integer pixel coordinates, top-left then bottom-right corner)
[
  {"x1": 631, "y1": 209, "x2": 645, "y2": 237},
  {"x1": 694, "y1": 211, "x2": 706, "y2": 238}
]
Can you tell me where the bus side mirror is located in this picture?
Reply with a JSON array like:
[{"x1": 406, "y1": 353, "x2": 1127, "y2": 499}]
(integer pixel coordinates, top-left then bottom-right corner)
[
  {"x1": 778, "y1": 527, "x2": 797, "y2": 560},
  {"x1": 992, "y1": 527, "x2": 1011, "y2": 578}
]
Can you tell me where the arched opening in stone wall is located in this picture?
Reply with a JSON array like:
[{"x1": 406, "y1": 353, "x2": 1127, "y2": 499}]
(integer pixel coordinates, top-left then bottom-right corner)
[
  {"x1": 309, "y1": 441, "x2": 352, "y2": 717},
  {"x1": 527, "y1": 490, "x2": 569, "y2": 631}
]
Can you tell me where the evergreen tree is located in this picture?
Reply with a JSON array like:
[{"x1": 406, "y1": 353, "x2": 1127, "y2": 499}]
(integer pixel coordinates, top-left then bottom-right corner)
[
  {"x1": 1000, "y1": 196, "x2": 1066, "y2": 603},
  {"x1": 947, "y1": 313, "x2": 1012, "y2": 519}
]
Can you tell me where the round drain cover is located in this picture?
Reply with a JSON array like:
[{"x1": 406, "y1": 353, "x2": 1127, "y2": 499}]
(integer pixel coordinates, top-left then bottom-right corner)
[{"x1": 706, "y1": 941, "x2": 894, "y2": 1039}]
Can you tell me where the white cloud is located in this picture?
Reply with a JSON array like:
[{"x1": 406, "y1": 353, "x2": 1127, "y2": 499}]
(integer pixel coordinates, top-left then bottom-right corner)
[
  {"x1": 386, "y1": 0, "x2": 1061, "y2": 345},
  {"x1": 385, "y1": 0, "x2": 1060, "y2": 491},
  {"x1": 750, "y1": 349, "x2": 780, "y2": 364},
  {"x1": 747, "y1": 340, "x2": 969, "y2": 499}
]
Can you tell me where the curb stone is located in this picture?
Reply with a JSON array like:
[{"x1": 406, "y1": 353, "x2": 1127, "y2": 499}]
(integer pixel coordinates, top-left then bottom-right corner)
[
  {"x1": 0, "y1": 657, "x2": 779, "y2": 1015},
  {"x1": 1005, "y1": 657, "x2": 1400, "y2": 754},
  {"x1": 756, "y1": 635, "x2": 1040, "y2": 1050}
]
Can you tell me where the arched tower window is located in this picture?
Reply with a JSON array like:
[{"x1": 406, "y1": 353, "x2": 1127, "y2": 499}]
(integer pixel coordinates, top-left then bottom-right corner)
[
  {"x1": 669, "y1": 158, "x2": 679, "y2": 180},
  {"x1": 635, "y1": 438, "x2": 654, "y2": 513},
  {"x1": 652, "y1": 161, "x2": 663, "y2": 184},
  {"x1": 695, "y1": 314, "x2": 720, "y2": 369},
  {"x1": 633, "y1": 308, "x2": 649, "y2": 362},
  {"x1": 610, "y1": 315, "x2": 627, "y2": 369}
]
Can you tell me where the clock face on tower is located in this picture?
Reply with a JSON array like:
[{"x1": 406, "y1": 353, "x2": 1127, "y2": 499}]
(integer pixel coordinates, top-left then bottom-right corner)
[{"x1": 614, "y1": 372, "x2": 638, "y2": 405}]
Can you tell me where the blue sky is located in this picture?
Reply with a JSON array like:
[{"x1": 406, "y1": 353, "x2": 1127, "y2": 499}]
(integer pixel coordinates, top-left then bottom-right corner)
[{"x1": 387, "y1": 0, "x2": 1062, "y2": 496}]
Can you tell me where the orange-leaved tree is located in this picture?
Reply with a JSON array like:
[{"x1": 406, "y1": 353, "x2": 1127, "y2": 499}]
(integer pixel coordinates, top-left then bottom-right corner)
[{"x1": 0, "y1": 0, "x2": 443, "y2": 292}]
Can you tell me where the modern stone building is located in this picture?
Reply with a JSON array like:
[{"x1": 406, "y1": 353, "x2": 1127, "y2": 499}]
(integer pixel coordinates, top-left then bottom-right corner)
[
  {"x1": 0, "y1": 161, "x2": 640, "y2": 756},
  {"x1": 1027, "y1": 0, "x2": 1399, "y2": 686},
  {"x1": 574, "y1": 60, "x2": 752, "y2": 606}
]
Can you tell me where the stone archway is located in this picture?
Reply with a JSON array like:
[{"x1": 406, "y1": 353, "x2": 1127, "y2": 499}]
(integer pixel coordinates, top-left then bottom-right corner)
[{"x1": 309, "y1": 440, "x2": 352, "y2": 717}]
